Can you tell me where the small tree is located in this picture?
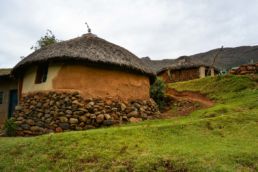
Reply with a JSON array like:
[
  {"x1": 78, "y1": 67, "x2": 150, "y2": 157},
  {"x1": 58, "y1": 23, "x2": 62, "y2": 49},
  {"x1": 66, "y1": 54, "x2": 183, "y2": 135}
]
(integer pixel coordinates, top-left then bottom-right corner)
[
  {"x1": 31, "y1": 29, "x2": 59, "y2": 51},
  {"x1": 150, "y1": 78, "x2": 166, "y2": 110}
]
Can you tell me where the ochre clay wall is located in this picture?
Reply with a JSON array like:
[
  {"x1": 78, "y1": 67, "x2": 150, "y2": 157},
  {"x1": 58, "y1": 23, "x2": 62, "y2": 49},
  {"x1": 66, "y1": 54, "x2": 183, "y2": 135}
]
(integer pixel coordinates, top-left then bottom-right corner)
[
  {"x1": 21, "y1": 63, "x2": 150, "y2": 101},
  {"x1": 159, "y1": 68, "x2": 200, "y2": 83},
  {"x1": 52, "y1": 64, "x2": 150, "y2": 100}
]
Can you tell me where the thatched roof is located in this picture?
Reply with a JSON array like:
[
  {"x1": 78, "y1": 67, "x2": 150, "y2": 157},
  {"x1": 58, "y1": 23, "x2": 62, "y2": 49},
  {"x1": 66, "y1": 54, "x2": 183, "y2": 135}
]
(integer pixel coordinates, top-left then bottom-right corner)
[
  {"x1": 12, "y1": 33, "x2": 155, "y2": 77},
  {"x1": 157, "y1": 60, "x2": 218, "y2": 74},
  {"x1": 0, "y1": 68, "x2": 11, "y2": 77}
]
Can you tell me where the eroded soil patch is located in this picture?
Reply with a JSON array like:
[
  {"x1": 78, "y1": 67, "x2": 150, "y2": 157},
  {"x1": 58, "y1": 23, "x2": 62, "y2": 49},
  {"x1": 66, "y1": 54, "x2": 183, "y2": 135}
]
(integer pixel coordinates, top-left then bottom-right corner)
[{"x1": 161, "y1": 88, "x2": 214, "y2": 118}]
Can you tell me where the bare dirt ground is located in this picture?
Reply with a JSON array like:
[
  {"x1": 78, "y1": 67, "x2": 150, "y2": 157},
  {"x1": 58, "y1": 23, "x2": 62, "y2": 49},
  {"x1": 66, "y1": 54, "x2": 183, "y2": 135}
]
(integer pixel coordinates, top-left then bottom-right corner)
[
  {"x1": 161, "y1": 88, "x2": 214, "y2": 118},
  {"x1": 167, "y1": 89, "x2": 214, "y2": 107}
]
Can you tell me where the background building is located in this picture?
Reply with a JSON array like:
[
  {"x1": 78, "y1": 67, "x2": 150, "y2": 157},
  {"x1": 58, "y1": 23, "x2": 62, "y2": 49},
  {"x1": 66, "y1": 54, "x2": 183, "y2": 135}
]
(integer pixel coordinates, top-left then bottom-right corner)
[{"x1": 0, "y1": 68, "x2": 18, "y2": 126}]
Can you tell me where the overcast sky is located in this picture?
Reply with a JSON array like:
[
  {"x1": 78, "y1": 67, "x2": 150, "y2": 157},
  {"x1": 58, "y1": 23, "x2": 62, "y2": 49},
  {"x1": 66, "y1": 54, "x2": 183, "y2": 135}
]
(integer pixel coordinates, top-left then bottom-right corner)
[{"x1": 1, "y1": 0, "x2": 258, "y2": 68}]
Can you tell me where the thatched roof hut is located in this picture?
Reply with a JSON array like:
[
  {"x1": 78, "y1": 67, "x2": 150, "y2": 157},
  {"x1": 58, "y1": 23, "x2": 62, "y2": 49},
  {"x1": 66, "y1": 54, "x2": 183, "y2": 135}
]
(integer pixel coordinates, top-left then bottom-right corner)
[
  {"x1": 157, "y1": 60, "x2": 218, "y2": 83},
  {"x1": 12, "y1": 33, "x2": 154, "y2": 77},
  {"x1": 11, "y1": 33, "x2": 160, "y2": 135},
  {"x1": 12, "y1": 32, "x2": 155, "y2": 101}
]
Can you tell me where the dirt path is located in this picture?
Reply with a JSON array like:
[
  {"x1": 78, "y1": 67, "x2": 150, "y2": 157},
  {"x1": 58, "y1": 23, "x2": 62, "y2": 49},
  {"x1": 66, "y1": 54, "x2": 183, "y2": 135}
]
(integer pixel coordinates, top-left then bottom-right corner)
[{"x1": 166, "y1": 88, "x2": 214, "y2": 107}]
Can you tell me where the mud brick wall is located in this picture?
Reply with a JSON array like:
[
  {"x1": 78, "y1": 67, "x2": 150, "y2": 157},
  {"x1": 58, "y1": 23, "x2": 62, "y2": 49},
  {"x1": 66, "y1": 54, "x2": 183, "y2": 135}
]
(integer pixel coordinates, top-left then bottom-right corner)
[{"x1": 159, "y1": 68, "x2": 200, "y2": 83}]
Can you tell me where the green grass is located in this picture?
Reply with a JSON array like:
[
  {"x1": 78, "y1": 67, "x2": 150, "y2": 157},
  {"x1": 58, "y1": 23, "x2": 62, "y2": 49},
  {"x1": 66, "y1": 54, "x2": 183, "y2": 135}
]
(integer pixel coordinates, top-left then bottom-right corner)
[
  {"x1": 168, "y1": 75, "x2": 256, "y2": 100},
  {"x1": 0, "y1": 75, "x2": 258, "y2": 171}
]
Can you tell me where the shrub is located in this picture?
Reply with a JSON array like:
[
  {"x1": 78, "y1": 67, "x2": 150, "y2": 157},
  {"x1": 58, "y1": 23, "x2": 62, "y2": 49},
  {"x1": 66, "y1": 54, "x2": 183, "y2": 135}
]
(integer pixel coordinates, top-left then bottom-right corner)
[
  {"x1": 150, "y1": 78, "x2": 166, "y2": 110},
  {"x1": 3, "y1": 118, "x2": 17, "y2": 136}
]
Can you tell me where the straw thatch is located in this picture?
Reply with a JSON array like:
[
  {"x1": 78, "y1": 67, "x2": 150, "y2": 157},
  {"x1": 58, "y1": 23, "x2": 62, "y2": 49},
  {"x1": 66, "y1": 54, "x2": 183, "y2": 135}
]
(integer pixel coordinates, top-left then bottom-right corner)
[
  {"x1": 12, "y1": 33, "x2": 155, "y2": 77},
  {"x1": 157, "y1": 60, "x2": 218, "y2": 74}
]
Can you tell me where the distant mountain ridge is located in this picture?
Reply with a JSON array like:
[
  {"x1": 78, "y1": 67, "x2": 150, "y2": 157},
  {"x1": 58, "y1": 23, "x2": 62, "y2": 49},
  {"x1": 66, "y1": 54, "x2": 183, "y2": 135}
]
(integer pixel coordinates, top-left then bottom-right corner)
[{"x1": 142, "y1": 45, "x2": 258, "y2": 72}]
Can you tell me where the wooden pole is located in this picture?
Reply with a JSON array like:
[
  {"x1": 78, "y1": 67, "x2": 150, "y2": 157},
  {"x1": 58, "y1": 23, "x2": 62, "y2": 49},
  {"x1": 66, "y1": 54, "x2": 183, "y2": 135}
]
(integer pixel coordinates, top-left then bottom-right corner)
[{"x1": 208, "y1": 46, "x2": 223, "y2": 75}]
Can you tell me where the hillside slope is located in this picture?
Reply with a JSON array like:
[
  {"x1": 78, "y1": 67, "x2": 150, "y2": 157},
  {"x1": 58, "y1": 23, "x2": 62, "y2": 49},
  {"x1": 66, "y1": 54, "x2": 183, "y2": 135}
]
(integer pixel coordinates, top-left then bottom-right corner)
[
  {"x1": 143, "y1": 45, "x2": 258, "y2": 72},
  {"x1": 0, "y1": 75, "x2": 258, "y2": 171}
]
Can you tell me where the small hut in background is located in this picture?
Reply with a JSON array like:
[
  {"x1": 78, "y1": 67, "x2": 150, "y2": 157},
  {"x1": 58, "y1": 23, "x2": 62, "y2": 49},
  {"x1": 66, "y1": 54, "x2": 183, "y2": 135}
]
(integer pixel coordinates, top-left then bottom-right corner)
[
  {"x1": 157, "y1": 63, "x2": 218, "y2": 83},
  {"x1": 0, "y1": 69, "x2": 18, "y2": 126}
]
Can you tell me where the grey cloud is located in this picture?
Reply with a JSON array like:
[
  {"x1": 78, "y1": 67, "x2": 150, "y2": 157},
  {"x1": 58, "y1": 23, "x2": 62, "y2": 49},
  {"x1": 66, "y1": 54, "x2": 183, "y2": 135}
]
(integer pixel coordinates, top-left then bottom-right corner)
[{"x1": 0, "y1": 0, "x2": 258, "y2": 68}]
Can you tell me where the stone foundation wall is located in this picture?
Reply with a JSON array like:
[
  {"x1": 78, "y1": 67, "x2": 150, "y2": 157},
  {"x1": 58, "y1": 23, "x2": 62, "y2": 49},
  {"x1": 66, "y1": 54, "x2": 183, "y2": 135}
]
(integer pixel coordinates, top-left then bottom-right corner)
[{"x1": 13, "y1": 91, "x2": 160, "y2": 136}]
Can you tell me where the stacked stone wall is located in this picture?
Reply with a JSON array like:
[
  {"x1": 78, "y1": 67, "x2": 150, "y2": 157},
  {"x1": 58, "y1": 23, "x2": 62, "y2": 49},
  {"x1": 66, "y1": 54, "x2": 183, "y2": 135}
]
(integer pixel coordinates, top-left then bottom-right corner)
[
  {"x1": 13, "y1": 91, "x2": 160, "y2": 136},
  {"x1": 230, "y1": 63, "x2": 258, "y2": 75}
]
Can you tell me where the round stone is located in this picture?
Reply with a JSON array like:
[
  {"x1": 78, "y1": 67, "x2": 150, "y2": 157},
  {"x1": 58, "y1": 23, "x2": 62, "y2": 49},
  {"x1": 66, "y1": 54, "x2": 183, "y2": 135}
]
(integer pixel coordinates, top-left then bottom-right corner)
[
  {"x1": 96, "y1": 114, "x2": 105, "y2": 123},
  {"x1": 55, "y1": 127, "x2": 63, "y2": 133},
  {"x1": 26, "y1": 119, "x2": 35, "y2": 126},
  {"x1": 69, "y1": 118, "x2": 78, "y2": 124},
  {"x1": 59, "y1": 117, "x2": 68, "y2": 123}
]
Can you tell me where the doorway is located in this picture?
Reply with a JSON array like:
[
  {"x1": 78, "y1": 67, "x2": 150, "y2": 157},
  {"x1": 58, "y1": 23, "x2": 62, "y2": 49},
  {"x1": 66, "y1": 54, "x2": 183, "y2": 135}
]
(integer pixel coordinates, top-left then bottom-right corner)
[{"x1": 8, "y1": 89, "x2": 18, "y2": 118}]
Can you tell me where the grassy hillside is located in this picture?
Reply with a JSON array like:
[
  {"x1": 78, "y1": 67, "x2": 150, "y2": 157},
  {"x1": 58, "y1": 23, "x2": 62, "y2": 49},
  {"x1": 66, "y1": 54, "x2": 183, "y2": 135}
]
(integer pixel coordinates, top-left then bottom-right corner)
[{"x1": 0, "y1": 75, "x2": 258, "y2": 171}]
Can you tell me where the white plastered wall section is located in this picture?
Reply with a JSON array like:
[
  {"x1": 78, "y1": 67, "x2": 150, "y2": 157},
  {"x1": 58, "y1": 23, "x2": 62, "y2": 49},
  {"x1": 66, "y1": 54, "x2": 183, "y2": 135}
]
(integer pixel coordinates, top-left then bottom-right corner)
[
  {"x1": 22, "y1": 63, "x2": 61, "y2": 94},
  {"x1": 199, "y1": 66, "x2": 206, "y2": 78}
]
